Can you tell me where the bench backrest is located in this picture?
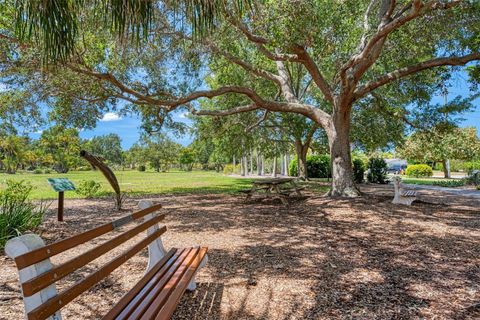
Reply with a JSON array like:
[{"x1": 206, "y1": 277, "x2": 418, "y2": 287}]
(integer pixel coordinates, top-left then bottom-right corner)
[{"x1": 5, "y1": 201, "x2": 166, "y2": 320}]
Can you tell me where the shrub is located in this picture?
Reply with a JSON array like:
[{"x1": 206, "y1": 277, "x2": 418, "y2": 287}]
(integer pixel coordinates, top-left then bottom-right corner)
[
  {"x1": 288, "y1": 158, "x2": 299, "y2": 176},
  {"x1": 288, "y1": 155, "x2": 331, "y2": 178},
  {"x1": 464, "y1": 161, "x2": 480, "y2": 175},
  {"x1": 0, "y1": 180, "x2": 46, "y2": 249},
  {"x1": 138, "y1": 165, "x2": 146, "y2": 172},
  {"x1": 466, "y1": 170, "x2": 480, "y2": 186},
  {"x1": 33, "y1": 169, "x2": 43, "y2": 174},
  {"x1": 307, "y1": 155, "x2": 331, "y2": 178},
  {"x1": 44, "y1": 168, "x2": 52, "y2": 174},
  {"x1": 431, "y1": 180, "x2": 465, "y2": 187},
  {"x1": 367, "y1": 157, "x2": 388, "y2": 184},
  {"x1": 223, "y1": 164, "x2": 241, "y2": 175},
  {"x1": 77, "y1": 166, "x2": 92, "y2": 171},
  {"x1": 353, "y1": 158, "x2": 365, "y2": 183},
  {"x1": 405, "y1": 164, "x2": 433, "y2": 178},
  {"x1": 75, "y1": 180, "x2": 101, "y2": 198}
]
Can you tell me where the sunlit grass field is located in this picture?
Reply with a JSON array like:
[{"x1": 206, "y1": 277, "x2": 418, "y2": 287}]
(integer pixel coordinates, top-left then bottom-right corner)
[{"x1": 0, "y1": 170, "x2": 258, "y2": 199}]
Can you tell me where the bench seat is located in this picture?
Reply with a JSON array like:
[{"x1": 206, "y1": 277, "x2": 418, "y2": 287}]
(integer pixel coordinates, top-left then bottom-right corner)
[
  {"x1": 279, "y1": 187, "x2": 305, "y2": 194},
  {"x1": 401, "y1": 190, "x2": 416, "y2": 197},
  {"x1": 104, "y1": 247, "x2": 207, "y2": 320}
]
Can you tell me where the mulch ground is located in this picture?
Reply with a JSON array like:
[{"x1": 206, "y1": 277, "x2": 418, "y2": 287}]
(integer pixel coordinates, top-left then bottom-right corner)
[{"x1": 0, "y1": 184, "x2": 479, "y2": 319}]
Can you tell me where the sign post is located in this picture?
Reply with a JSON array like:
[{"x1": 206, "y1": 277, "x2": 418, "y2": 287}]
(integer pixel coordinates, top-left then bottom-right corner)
[{"x1": 47, "y1": 178, "x2": 76, "y2": 222}]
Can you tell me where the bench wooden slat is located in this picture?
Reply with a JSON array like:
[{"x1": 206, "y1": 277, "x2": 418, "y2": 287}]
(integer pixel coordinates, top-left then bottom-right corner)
[
  {"x1": 104, "y1": 248, "x2": 184, "y2": 320},
  {"x1": 155, "y1": 247, "x2": 208, "y2": 320},
  {"x1": 139, "y1": 247, "x2": 200, "y2": 320},
  {"x1": 27, "y1": 226, "x2": 167, "y2": 320},
  {"x1": 279, "y1": 187, "x2": 305, "y2": 194},
  {"x1": 126, "y1": 248, "x2": 194, "y2": 319},
  {"x1": 15, "y1": 204, "x2": 163, "y2": 269},
  {"x1": 22, "y1": 213, "x2": 165, "y2": 297},
  {"x1": 101, "y1": 248, "x2": 178, "y2": 320}
]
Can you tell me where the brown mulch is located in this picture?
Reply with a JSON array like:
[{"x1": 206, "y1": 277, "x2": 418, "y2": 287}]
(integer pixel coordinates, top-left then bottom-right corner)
[{"x1": 0, "y1": 185, "x2": 479, "y2": 320}]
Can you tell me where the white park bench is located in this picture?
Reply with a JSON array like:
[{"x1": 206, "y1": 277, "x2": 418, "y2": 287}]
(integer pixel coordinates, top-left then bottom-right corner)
[
  {"x1": 392, "y1": 176, "x2": 417, "y2": 206},
  {"x1": 5, "y1": 200, "x2": 208, "y2": 320}
]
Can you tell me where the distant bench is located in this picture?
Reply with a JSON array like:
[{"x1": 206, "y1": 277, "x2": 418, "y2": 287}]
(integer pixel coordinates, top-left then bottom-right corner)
[
  {"x1": 5, "y1": 200, "x2": 208, "y2": 320},
  {"x1": 392, "y1": 176, "x2": 417, "y2": 205}
]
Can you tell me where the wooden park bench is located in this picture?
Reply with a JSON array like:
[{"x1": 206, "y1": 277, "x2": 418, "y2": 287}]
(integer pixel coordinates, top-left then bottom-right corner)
[
  {"x1": 5, "y1": 200, "x2": 208, "y2": 320},
  {"x1": 392, "y1": 176, "x2": 417, "y2": 206}
]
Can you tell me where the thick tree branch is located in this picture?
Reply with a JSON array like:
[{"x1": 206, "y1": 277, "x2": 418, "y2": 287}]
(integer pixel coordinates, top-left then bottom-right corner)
[
  {"x1": 275, "y1": 59, "x2": 299, "y2": 103},
  {"x1": 225, "y1": 14, "x2": 300, "y2": 62},
  {"x1": 342, "y1": 0, "x2": 463, "y2": 85},
  {"x1": 293, "y1": 46, "x2": 334, "y2": 104},
  {"x1": 358, "y1": 0, "x2": 378, "y2": 51},
  {"x1": 66, "y1": 64, "x2": 162, "y2": 105},
  {"x1": 305, "y1": 124, "x2": 320, "y2": 147},
  {"x1": 204, "y1": 40, "x2": 282, "y2": 84},
  {"x1": 355, "y1": 52, "x2": 480, "y2": 98},
  {"x1": 245, "y1": 110, "x2": 270, "y2": 133},
  {"x1": 166, "y1": 86, "x2": 266, "y2": 107},
  {"x1": 191, "y1": 88, "x2": 331, "y2": 128},
  {"x1": 193, "y1": 104, "x2": 259, "y2": 116}
]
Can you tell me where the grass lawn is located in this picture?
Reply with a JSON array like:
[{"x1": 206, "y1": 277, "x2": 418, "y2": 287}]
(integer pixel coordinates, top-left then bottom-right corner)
[{"x1": 0, "y1": 170, "x2": 262, "y2": 199}]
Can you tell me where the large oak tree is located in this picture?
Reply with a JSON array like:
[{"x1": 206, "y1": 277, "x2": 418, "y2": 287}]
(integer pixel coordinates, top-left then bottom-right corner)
[{"x1": 3, "y1": 0, "x2": 480, "y2": 196}]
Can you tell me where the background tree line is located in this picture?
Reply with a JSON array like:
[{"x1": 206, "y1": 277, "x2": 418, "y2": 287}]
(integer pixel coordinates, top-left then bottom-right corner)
[{"x1": 0, "y1": 128, "x2": 198, "y2": 174}]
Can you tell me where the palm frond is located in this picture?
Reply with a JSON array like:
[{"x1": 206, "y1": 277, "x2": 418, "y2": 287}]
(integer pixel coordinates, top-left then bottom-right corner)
[{"x1": 13, "y1": 0, "x2": 253, "y2": 62}]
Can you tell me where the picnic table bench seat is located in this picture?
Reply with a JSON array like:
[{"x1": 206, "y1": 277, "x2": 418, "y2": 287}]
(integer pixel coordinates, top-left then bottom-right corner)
[
  {"x1": 5, "y1": 200, "x2": 208, "y2": 320},
  {"x1": 279, "y1": 186, "x2": 306, "y2": 195}
]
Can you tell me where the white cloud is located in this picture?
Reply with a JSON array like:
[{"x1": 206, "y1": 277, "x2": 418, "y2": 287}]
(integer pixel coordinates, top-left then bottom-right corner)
[
  {"x1": 179, "y1": 112, "x2": 190, "y2": 119},
  {"x1": 100, "y1": 112, "x2": 122, "y2": 122}
]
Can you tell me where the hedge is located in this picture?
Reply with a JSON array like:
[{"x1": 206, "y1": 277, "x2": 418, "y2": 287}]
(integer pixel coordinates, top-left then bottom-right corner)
[
  {"x1": 405, "y1": 164, "x2": 433, "y2": 178},
  {"x1": 288, "y1": 155, "x2": 331, "y2": 178}
]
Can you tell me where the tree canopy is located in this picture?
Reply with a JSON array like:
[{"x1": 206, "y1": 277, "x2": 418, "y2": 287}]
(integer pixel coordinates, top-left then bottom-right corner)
[{"x1": 1, "y1": 0, "x2": 479, "y2": 196}]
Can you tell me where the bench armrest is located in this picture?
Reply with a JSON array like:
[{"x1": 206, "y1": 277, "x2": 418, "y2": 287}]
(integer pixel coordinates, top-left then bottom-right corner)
[
  {"x1": 5, "y1": 235, "x2": 63, "y2": 320},
  {"x1": 138, "y1": 200, "x2": 168, "y2": 273}
]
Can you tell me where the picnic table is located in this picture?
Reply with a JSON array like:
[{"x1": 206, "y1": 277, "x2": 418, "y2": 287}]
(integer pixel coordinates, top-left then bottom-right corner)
[{"x1": 241, "y1": 177, "x2": 305, "y2": 205}]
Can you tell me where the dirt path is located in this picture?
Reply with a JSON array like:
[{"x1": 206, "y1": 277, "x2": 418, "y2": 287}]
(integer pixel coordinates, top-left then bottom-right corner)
[{"x1": 1, "y1": 187, "x2": 479, "y2": 319}]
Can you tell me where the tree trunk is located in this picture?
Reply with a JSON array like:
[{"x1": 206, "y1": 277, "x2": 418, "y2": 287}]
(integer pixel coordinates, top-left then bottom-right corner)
[
  {"x1": 280, "y1": 155, "x2": 285, "y2": 175},
  {"x1": 443, "y1": 159, "x2": 451, "y2": 178},
  {"x1": 261, "y1": 156, "x2": 265, "y2": 175},
  {"x1": 250, "y1": 150, "x2": 253, "y2": 175},
  {"x1": 244, "y1": 155, "x2": 248, "y2": 176},
  {"x1": 240, "y1": 156, "x2": 245, "y2": 176},
  {"x1": 295, "y1": 141, "x2": 308, "y2": 180},
  {"x1": 256, "y1": 150, "x2": 261, "y2": 175},
  {"x1": 272, "y1": 156, "x2": 277, "y2": 177},
  {"x1": 233, "y1": 155, "x2": 236, "y2": 173},
  {"x1": 327, "y1": 111, "x2": 359, "y2": 197}
]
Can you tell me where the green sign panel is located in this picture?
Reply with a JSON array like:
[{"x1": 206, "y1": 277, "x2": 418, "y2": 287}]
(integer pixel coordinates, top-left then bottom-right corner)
[{"x1": 48, "y1": 178, "x2": 76, "y2": 192}]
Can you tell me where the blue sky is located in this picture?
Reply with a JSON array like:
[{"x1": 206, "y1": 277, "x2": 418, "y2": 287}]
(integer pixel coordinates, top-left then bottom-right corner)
[
  {"x1": 23, "y1": 72, "x2": 480, "y2": 150},
  {"x1": 27, "y1": 110, "x2": 194, "y2": 149}
]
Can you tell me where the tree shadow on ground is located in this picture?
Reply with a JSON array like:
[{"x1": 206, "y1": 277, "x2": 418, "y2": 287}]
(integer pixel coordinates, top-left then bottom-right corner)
[
  {"x1": 6, "y1": 189, "x2": 478, "y2": 319},
  {"x1": 164, "y1": 192, "x2": 480, "y2": 319}
]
